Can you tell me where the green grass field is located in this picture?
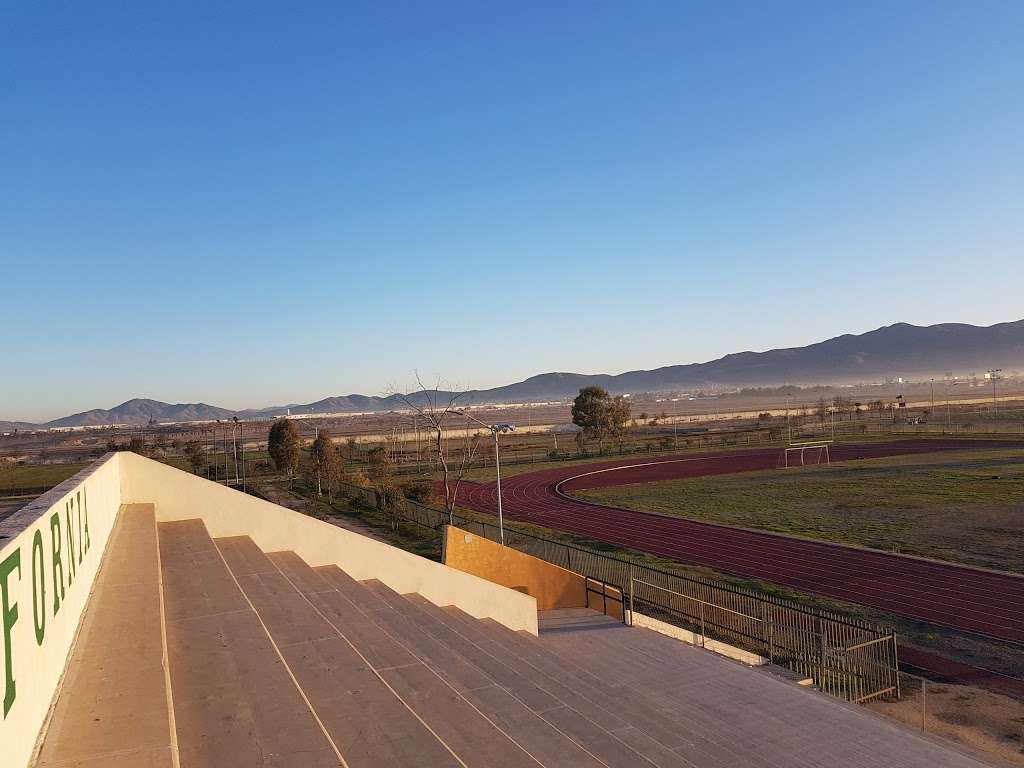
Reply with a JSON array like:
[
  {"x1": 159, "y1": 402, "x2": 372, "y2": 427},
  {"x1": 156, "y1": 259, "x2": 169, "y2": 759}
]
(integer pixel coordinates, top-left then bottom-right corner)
[
  {"x1": 0, "y1": 463, "x2": 92, "y2": 494},
  {"x1": 574, "y1": 448, "x2": 1024, "y2": 574}
]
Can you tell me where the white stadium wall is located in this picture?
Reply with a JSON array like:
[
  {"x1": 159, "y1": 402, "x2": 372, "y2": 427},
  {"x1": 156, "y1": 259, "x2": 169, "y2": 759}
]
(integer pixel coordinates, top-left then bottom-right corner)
[
  {"x1": 0, "y1": 454, "x2": 123, "y2": 768},
  {"x1": 117, "y1": 452, "x2": 538, "y2": 635}
]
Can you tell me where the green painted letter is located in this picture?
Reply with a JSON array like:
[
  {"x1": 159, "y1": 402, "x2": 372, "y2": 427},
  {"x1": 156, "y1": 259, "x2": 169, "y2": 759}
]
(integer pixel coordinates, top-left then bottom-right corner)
[
  {"x1": 76, "y1": 491, "x2": 84, "y2": 565},
  {"x1": 50, "y1": 513, "x2": 64, "y2": 615},
  {"x1": 65, "y1": 499, "x2": 76, "y2": 586},
  {"x1": 0, "y1": 549, "x2": 21, "y2": 718},
  {"x1": 32, "y1": 531, "x2": 46, "y2": 646},
  {"x1": 82, "y1": 488, "x2": 91, "y2": 554}
]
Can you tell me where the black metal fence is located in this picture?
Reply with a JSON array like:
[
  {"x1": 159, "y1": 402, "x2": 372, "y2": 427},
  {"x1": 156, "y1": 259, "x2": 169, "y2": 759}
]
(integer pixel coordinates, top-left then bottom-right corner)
[{"x1": 339, "y1": 481, "x2": 900, "y2": 704}]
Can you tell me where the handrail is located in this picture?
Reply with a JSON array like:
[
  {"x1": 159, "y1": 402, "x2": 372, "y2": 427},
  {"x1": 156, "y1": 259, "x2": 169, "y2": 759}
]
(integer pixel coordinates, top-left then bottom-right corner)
[
  {"x1": 584, "y1": 576, "x2": 626, "y2": 624},
  {"x1": 632, "y1": 578, "x2": 765, "y2": 623}
]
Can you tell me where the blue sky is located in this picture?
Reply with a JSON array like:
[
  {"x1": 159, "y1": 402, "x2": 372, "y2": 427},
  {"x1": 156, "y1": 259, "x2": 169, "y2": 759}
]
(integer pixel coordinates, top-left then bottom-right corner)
[{"x1": 2, "y1": 2, "x2": 1022, "y2": 422}]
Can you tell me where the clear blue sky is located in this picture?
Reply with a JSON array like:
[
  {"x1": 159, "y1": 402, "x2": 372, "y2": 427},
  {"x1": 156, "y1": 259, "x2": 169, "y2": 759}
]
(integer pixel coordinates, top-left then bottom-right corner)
[{"x1": 2, "y1": 2, "x2": 1022, "y2": 422}]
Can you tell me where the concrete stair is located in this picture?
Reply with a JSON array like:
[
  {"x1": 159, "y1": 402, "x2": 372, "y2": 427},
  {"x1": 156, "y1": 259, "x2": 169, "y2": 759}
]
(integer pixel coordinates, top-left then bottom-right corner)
[{"x1": 35, "y1": 511, "x2": 996, "y2": 768}]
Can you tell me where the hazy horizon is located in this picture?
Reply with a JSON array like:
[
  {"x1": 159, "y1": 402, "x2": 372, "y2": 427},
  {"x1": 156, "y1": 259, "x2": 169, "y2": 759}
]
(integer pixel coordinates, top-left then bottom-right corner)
[
  {"x1": 3, "y1": 3, "x2": 1022, "y2": 423},
  {"x1": 6, "y1": 316, "x2": 1023, "y2": 424}
]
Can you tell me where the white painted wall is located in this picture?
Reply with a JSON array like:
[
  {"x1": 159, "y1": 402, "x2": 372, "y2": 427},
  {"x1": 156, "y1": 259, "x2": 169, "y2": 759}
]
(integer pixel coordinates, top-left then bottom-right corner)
[
  {"x1": 0, "y1": 454, "x2": 123, "y2": 768},
  {"x1": 630, "y1": 611, "x2": 767, "y2": 666},
  {"x1": 117, "y1": 452, "x2": 538, "y2": 634}
]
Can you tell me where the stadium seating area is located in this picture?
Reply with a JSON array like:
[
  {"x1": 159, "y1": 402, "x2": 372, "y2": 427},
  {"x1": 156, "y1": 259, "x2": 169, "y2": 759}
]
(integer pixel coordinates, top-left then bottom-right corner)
[{"x1": 33, "y1": 508, "x2": 992, "y2": 767}]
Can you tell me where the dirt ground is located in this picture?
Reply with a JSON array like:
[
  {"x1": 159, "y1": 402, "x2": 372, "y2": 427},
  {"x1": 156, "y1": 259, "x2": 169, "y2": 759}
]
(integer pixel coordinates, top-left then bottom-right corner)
[{"x1": 870, "y1": 678, "x2": 1024, "y2": 766}]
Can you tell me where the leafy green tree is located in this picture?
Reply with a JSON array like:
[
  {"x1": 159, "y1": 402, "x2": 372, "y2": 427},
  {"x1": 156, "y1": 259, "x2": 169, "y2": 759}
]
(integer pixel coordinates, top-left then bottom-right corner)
[
  {"x1": 605, "y1": 395, "x2": 631, "y2": 451},
  {"x1": 183, "y1": 441, "x2": 206, "y2": 474},
  {"x1": 572, "y1": 386, "x2": 609, "y2": 448},
  {"x1": 365, "y1": 446, "x2": 401, "y2": 524},
  {"x1": 366, "y1": 446, "x2": 392, "y2": 483},
  {"x1": 572, "y1": 386, "x2": 631, "y2": 450},
  {"x1": 268, "y1": 418, "x2": 300, "y2": 486},
  {"x1": 311, "y1": 429, "x2": 337, "y2": 496},
  {"x1": 403, "y1": 479, "x2": 436, "y2": 506}
]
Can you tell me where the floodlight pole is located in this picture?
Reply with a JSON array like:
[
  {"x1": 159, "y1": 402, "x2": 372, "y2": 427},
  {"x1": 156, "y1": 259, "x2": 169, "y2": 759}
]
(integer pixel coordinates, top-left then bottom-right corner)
[
  {"x1": 493, "y1": 428, "x2": 505, "y2": 546},
  {"x1": 456, "y1": 410, "x2": 514, "y2": 546}
]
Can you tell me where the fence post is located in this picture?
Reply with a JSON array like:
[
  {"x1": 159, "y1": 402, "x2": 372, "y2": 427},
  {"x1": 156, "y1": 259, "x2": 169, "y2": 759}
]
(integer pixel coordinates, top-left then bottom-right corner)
[
  {"x1": 921, "y1": 678, "x2": 927, "y2": 731},
  {"x1": 892, "y1": 631, "x2": 901, "y2": 699},
  {"x1": 566, "y1": 545, "x2": 572, "y2": 572},
  {"x1": 628, "y1": 566, "x2": 634, "y2": 627},
  {"x1": 700, "y1": 601, "x2": 706, "y2": 647},
  {"x1": 818, "y1": 617, "x2": 826, "y2": 692}
]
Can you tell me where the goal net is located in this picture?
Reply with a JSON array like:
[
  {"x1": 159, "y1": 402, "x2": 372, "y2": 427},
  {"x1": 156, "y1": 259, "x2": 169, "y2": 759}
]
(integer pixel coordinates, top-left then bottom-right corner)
[{"x1": 779, "y1": 440, "x2": 832, "y2": 469}]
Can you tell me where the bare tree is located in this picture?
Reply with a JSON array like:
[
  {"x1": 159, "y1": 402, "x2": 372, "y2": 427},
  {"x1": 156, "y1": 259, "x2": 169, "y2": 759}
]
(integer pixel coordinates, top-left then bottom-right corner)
[{"x1": 392, "y1": 373, "x2": 481, "y2": 523}]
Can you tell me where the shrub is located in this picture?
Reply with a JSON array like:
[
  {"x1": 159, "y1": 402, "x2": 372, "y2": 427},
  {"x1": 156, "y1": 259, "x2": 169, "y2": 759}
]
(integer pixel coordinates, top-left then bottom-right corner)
[{"x1": 404, "y1": 479, "x2": 436, "y2": 505}]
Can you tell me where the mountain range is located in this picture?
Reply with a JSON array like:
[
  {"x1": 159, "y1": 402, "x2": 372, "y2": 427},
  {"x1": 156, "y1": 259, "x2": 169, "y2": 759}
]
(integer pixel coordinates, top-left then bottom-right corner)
[{"x1": 10, "y1": 319, "x2": 1024, "y2": 429}]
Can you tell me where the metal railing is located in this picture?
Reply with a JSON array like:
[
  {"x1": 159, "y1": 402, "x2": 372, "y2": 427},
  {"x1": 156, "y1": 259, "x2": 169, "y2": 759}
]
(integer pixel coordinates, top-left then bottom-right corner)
[
  {"x1": 585, "y1": 577, "x2": 626, "y2": 623},
  {"x1": 338, "y1": 481, "x2": 900, "y2": 703}
]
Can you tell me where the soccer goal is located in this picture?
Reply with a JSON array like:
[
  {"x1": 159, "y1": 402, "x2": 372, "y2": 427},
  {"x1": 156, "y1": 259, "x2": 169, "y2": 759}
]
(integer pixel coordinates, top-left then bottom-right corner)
[{"x1": 780, "y1": 440, "x2": 832, "y2": 468}]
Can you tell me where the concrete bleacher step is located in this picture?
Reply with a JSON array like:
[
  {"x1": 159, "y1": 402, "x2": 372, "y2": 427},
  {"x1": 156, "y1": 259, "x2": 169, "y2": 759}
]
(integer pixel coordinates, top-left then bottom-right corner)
[
  {"x1": 36, "y1": 504, "x2": 175, "y2": 768},
  {"x1": 216, "y1": 539, "x2": 550, "y2": 768},
  {"x1": 212, "y1": 538, "x2": 461, "y2": 768},
  {"x1": 534, "y1": 610, "x2": 934, "y2": 768},
  {"x1": 535, "y1": 611, "x2": 825, "y2": 766},
  {"x1": 361, "y1": 580, "x2": 701, "y2": 768},
  {"x1": 158, "y1": 520, "x2": 341, "y2": 768},
  {"x1": 275, "y1": 553, "x2": 606, "y2": 768},
  {"x1": 435, "y1": 602, "x2": 746, "y2": 768}
]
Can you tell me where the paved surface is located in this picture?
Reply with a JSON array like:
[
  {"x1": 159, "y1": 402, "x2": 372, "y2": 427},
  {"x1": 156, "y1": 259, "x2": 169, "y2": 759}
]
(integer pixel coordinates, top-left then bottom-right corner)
[
  {"x1": 535, "y1": 609, "x2": 996, "y2": 768},
  {"x1": 36, "y1": 505, "x2": 174, "y2": 768},
  {"x1": 456, "y1": 440, "x2": 1024, "y2": 648},
  {"x1": 39, "y1": 510, "x2": 999, "y2": 766}
]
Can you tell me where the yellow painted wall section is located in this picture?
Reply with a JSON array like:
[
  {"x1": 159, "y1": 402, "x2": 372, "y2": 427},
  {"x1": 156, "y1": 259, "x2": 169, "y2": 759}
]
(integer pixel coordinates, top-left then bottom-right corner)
[{"x1": 443, "y1": 526, "x2": 587, "y2": 610}]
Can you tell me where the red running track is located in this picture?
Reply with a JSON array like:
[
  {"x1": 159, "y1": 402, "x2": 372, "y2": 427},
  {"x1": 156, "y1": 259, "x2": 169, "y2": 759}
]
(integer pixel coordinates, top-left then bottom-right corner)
[{"x1": 455, "y1": 439, "x2": 1024, "y2": 646}]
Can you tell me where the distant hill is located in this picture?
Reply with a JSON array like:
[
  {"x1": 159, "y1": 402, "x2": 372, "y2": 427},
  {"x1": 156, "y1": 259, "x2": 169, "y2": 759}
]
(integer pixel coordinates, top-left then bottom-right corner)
[
  {"x1": 465, "y1": 319, "x2": 1024, "y2": 401},
  {"x1": 15, "y1": 319, "x2": 1024, "y2": 428},
  {"x1": 45, "y1": 399, "x2": 238, "y2": 428}
]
